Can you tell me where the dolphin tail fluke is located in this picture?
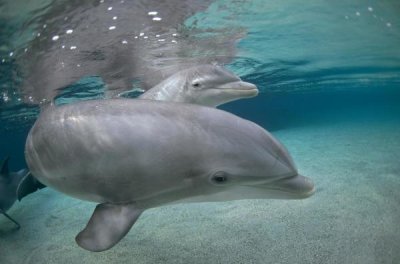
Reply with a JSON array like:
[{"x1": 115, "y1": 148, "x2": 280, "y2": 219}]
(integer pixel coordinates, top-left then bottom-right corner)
[
  {"x1": 16, "y1": 172, "x2": 46, "y2": 201},
  {"x1": 75, "y1": 203, "x2": 143, "y2": 252},
  {"x1": 0, "y1": 209, "x2": 20, "y2": 229}
]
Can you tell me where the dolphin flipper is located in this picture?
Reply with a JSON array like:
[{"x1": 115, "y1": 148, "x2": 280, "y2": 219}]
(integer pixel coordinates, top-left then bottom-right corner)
[
  {"x1": 0, "y1": 209, "x2": 20, "y2": 229},
  {"x1": 76, "y1": 203, "x2": 143, "y2": 252},
  {"x1": 16, "y1": 172, "x2": 46, "y2": 201}
]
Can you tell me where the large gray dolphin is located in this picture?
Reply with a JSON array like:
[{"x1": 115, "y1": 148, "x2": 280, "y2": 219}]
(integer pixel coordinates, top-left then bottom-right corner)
[
  {"x1": 139, "y1": 65, "x2": 258, "y2": 107},
  {"x1": 25, "y1": 99, "x2": 314, "y2": 252}
]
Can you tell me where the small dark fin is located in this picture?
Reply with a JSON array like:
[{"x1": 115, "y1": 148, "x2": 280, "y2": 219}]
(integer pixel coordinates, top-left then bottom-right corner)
[
  {"x1": 76, "y1": 203, "x2": 143, "y2": 252},
  {"x1": 17, "y1": 172, "x2": 47, "y2": 201},
  {"x1": 0, "y1": 208, "x2": 20, "y2": 229},
  {"x1": 0, "y1": 156, "x2": 10, "y2": 178}
]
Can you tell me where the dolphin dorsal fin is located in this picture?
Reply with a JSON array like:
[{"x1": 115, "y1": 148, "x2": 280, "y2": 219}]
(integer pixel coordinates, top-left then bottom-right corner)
[{"x1": 0, "y1": 157, "x2": 10, "y2": 178}]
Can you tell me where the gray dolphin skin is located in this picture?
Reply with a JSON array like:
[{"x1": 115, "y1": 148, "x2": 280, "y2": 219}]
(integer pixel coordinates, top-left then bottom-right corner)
[
  {"x1": 25, "y1": 99, "x2": 314, "y2": 252},
  {"x1": 139, "y1": 65, "x2": 258, "y2": 107},
  {"x1": 0, "y1": 157, "x2": 43, "y2": 228}
]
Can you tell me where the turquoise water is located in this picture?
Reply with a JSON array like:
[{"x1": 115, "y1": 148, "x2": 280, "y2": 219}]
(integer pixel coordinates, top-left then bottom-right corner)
[{"x1": 1, "y1": 0, "x2": 400, "y2": 263}]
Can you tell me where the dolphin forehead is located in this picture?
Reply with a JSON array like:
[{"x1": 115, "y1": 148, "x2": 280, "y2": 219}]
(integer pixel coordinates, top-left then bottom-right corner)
[{"x1": 186, "y1": 65, "x2": 241, "y2": 84}]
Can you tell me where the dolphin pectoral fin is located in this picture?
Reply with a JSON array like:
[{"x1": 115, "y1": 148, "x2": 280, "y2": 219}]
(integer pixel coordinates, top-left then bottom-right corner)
[
  {"x1": 0, "y1": 209, "x2": 20, "y2": 229},
  {"x1": 76, "y1": 203, "x2": 143, "y2": 252},
  {"x1": 16, "y1": 172, "x2": 46, "y2": 201}
]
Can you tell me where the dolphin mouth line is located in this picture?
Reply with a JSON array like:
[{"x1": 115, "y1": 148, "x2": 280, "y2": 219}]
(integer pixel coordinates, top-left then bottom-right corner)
[
  {"x1": 211, "y1": 86, "x2": 259, "y2": 97},
  {"x1": 244, "y1": 174, "x2": 315, "y2": 198},
  {"x1": 215, "y1": 81, "x2": 259, "y2": 93},
  {"x1": 214, "y1": 87, "x2": 258, "y2": 92},
  {"x1": 264, "y1": 185, "x2": 316, "y2": 197},
  {"x1": 212, "y1": 88, "x2": 259, "y2": 96}
]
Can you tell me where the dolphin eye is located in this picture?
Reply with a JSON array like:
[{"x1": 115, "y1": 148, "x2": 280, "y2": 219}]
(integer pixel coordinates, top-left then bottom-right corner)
[
  {"x1": 192, "y1": 81, "x2": 201, "y2": 88},
  {"x1": 211, "y1": 171, "x2": 228, "y2": 184}
]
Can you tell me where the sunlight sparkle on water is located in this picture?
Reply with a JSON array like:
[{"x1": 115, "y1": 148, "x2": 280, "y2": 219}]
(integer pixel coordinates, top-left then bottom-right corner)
[{"x1": 2, "y1": 93, "x2": 9, "y2": 103}]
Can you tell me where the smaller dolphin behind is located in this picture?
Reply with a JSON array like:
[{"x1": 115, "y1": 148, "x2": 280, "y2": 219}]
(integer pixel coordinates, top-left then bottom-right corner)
[
  {"x1": 0, "y1": 157, "x2": 45, "y2": 229},
  {"x1": 139, "y1": 65, "x2": 258, "y2": 107}
]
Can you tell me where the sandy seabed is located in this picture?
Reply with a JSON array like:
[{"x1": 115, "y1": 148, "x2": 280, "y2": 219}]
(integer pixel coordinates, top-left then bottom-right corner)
[{"x1": 1, "y1": 115, "x2": 399, "y2": 264}]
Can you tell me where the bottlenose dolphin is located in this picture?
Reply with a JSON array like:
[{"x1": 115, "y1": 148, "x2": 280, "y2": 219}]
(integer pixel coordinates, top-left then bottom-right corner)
[
  {"x1": 139, "y1": 65, "x2": 258, "y2": 107},
  {"x1": 0, "y1": 157, "x2": 44, "y2": 228},
  {"x1": 25, "y1": 99, "x2": 314, "y2": 251}
]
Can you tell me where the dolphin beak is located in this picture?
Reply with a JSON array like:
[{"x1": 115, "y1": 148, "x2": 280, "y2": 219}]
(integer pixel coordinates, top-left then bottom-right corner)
[
  {"x1": 218, "y1": 81, "x2": 259, "y2": 97},
  {"x1": 267, "y1": 174, "x2": 315, "y2": 199}
]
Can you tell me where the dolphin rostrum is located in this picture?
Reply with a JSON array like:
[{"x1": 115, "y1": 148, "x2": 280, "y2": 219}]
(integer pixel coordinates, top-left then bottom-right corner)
[
  {"x1": 25, "y1": 99, "x2": 314, "y2": 251},
  {"x1": 139, "y1": 65, "x2": 258, "y2": 107}
]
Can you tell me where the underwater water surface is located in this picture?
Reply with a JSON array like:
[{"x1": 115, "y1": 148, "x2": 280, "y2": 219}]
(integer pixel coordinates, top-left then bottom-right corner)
[{"x1": 1, "y1": 0, "x2": 400, "y2": 263}]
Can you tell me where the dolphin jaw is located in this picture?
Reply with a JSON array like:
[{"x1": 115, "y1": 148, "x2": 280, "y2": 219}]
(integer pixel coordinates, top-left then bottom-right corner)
[
  {"x1": 256, "y1": 174, "x2": 315, "y2": 199},
  {"x1": 214, "y1": 81, "x2": 259, "y2": 96}
]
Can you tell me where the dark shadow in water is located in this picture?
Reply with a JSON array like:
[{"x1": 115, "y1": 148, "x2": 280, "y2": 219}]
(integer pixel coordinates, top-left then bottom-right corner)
[
  {"x1": 220, "y1": 88, "x2": 400, "y2": 132},
  {"x1": 0, "y1": 224, "x2": 21, "y2": 237},
  {"x1": 0, "y1": 128, "x2": 30, "y2": 169}
]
